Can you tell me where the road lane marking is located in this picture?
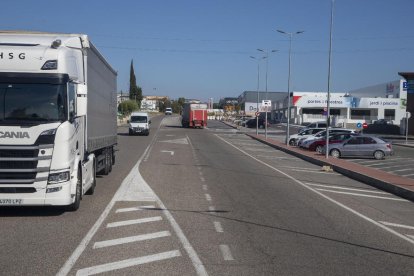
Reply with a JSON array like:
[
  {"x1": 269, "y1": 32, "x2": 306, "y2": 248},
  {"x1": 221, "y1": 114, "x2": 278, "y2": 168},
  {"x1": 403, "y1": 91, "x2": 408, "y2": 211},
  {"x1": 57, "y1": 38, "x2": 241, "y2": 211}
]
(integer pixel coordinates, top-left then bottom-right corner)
[
  {"x1": 379, "y1": 221, "x2": 414, "y2": 230},
  {"x1": 388, "y1": 168, "x2": 413, "y2": 173},
  {"x1": 200, "y1": 177, "x2": 205, "y2": 182},
  {"x1": 76, "y1": 250, "x2": 181, "y2": 276},
  {"x1": 401, "y1": 173, "x2": 414, "y2": 177},
  {"x1": 161, "y1": 150, "x2": 175, "y2": 156},
  {"x1": 159, "y1": 137, "x2": 189, "y2": 145},
  {"x1": 219, "y1": 245, "x2": 234, "y2": 261},
  {"x1": 116, "y1": 205, "x2": 156, "y2": 213},
  {"x1": 314, "y1": 188, "x2": 408, "y2": 201},
  {"x1": 57, "y1": 119, "x2": 165, "y2": 276},
  {"x1": 205, "y1": 194, "x2": 212, "y2": 201},
  {"x1": 209, "y1": 206, "x2": 216, "y2": 212},
  {"x1": 107, "y1": 216, "x2": 163, "y2": 228},
  {"x1": 305, "y1": 183, "x2": 388, "y2": 194},
  {"x1": 290, "y1": 169, "x2": 340, "y2": 175},
  {"x1": 356, "y1": 157, "x2": 411, "y2": 164},
  {"x1": 93, "y1": 231, "x2": 171, "y2": 249},
  {"x1": 202, "y1": 185, "x2": 208, "y2": 191},
  {"x1": 214, "y1": 221, "x2": 223, "y2": 233},
  {"x1": 215, "y1": 134, "x2": 414, "y2": 246}
]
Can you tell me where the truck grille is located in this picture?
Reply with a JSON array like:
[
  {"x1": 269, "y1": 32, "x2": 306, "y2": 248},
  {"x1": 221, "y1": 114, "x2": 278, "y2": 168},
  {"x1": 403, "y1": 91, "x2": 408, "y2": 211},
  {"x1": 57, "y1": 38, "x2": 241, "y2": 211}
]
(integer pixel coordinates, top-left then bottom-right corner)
[{"x1": 0, "y1": 145, "x2": 52, "y2": 184}]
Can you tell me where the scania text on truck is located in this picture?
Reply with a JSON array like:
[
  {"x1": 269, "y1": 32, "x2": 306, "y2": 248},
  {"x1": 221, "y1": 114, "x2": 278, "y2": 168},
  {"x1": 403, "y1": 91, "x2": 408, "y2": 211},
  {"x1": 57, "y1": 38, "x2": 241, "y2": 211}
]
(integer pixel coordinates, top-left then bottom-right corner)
[
  {"x1": 181, "y1": 102, "x2": 208, "y2": 128},
  {"x1": 0, "y1": 31, "x2": 117, "y2": 210}
]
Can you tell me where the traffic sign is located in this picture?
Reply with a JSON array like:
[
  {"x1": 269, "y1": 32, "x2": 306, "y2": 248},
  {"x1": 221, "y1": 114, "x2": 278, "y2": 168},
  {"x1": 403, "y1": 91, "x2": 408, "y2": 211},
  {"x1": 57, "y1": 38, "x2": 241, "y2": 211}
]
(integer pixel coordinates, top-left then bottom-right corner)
[
  {"x1": 255, "y1": 112, "x2": 260, "y2": 117},
  {"x1": 323, "y1": 107, "x2": 327, "y2": 112},
  {"x1": 362, "y1": 122, "x2": 368, "y2": 129},
  {"x1": 262, "y1": 100, "x2": 272, "y2": 107},
  {"x1": 356, "y1": 122, "x2": 362, "y2": 128}
]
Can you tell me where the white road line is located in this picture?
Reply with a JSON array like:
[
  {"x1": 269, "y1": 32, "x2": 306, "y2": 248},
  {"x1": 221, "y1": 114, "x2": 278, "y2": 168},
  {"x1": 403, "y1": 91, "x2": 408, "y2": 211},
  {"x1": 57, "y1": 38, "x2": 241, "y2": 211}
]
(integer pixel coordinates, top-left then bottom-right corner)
[
  {"x1": 56, "y1": 119, "x2": 165, "y2": 276},
  {"x1": 199, "y1": 171, "x2": 203, "y2": 176},
  {"x1": 214, "y1": 221, "x2": 223, "y2": 233},
  {"x1": 93, "y1": 231, "x2": 171, "y2": 249},
  {"x1": 305, "y1": 183, "x2": 388, "y2": 194},
  {"x1": 76, "y1": 250, "x2": 181, "y2": 276},
  {"x1": 356, "y1": 157, "x2": 411, "y2": 164},
  {"x1": 388, "y1": 168, "x2": 413, "y2": 173},
  {"x1": 215, "y1": 134, "x2": 414, "y2": 246},
  {"x1": 202, "y1": 185, "x2": 208, "y2": 191},
  {"x1": 116, "y1": 205, "x2": 156, "y2": 213},
  {"x1": 200, "y1": 177, "x2": 205, "y2": 182},
  {"x1": 378, "y1": 164, "x2": 413, "y2": 169},
  {"x1": 401, "y1": 173, "x2": 414, "y2": 177},
  {"x1": 107, "y1": 216, "x2": 163, "y2": 228},
  {"x1": 278, "y1": 165, "x2": 319, "y2": 171},
  {"x1": 315, "y1": 188, "x2": 408, "y2": 201},
  {"x1": 407, "y1": 235, "x2": 414, "y2": 241},
  {"x1": 208, "y1": 206, "x2": 215, "y2": 212},
  {"x1": 290, "y1": 169, "x2": 340, "y2": 175},
  {"x1": 379, "y1": 221, "x2": 414, "y2": 230},
  {"x1": 205, "y1": 194, "x2": 212, "y2": 201},
  {"x1": 219, "y1": 245, "x2": 234, "y2": 261}
]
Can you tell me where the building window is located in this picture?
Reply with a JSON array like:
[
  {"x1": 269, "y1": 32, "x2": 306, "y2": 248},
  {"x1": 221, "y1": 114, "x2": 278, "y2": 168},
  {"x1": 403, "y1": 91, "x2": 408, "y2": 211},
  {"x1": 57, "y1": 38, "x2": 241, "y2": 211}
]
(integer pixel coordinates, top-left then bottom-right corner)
[
  {"x1": 350, "y1": 109, "x2": 371, "y2": 119},
  {"x1": 384, "y1": 109, "x2": 395, "y2": 120}
]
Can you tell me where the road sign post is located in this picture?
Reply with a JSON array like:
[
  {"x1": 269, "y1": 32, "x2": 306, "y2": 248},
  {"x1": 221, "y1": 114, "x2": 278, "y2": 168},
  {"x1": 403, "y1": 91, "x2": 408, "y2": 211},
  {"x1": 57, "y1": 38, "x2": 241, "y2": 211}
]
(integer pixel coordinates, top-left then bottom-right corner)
[{"x1": 262, "y1": 100, "x2": 271, "y2": 139}]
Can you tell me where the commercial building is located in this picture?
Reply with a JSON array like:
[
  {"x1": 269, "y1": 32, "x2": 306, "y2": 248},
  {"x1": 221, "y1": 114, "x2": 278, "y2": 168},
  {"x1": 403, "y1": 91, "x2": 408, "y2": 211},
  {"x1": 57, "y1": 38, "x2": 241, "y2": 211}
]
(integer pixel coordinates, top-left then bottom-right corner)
[
  {"x1": 238, "y1": 91, "x2": 286, "y2": 116},
  {"x1": 141, "y1": 95, "x2": 169, "y2": 111},
  {"x1": 271, "y1": 79, "x2": 408, "y2": 128}
]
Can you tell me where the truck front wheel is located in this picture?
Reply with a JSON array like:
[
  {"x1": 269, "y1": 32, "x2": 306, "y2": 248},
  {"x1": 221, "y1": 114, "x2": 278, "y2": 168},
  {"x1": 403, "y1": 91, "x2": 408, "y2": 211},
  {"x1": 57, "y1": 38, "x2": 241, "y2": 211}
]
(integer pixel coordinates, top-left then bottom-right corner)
[{"x1": 66, "y1": 169, "x2": 82, "y2": 211}]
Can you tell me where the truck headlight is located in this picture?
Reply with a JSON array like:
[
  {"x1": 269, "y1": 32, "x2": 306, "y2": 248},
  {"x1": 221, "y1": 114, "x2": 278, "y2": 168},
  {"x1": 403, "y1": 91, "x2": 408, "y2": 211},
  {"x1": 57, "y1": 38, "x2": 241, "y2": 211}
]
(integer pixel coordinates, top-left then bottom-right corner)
[
  {"x1": 48, "y1": 171, "x2": 70, "y2": 184},
  {"x1": 41, "y1": 60, "x2": 58, "y2": 70}
]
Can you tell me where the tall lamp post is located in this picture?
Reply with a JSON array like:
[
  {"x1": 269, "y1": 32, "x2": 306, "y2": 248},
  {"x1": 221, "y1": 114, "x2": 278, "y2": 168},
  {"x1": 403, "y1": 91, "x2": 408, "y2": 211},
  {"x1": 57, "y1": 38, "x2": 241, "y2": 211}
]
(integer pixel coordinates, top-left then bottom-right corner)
[
  {"x1": 325, "y1": 0, "x2": 335, "y2": 158},
  {"x1": 277, "y1": 29, "x2": 304, "y2": 145},
  {"x1": 250, "y1": 55, "x2": 267, "y2": 135},
  {"x1": 257, "y1": 49, "x2": 278, "y2": 139}
]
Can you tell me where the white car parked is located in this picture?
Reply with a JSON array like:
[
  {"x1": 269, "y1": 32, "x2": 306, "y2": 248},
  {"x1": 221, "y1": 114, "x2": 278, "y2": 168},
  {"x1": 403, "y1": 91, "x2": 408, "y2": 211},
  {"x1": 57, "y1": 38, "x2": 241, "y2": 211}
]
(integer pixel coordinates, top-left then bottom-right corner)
[
  {"x1": 288, "y1": 128, "x2": 325, "y2": 146},
  {"x1": 299, "y1": 128, "x2": 357, "y2": 149}
]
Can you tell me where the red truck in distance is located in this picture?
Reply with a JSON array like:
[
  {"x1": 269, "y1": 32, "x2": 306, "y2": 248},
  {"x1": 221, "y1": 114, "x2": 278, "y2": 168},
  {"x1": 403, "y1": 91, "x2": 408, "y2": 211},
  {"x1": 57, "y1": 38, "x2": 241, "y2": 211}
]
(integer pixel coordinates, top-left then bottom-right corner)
[{"x1": 181, "y1": 102, "x2": 208, "y2": 128}]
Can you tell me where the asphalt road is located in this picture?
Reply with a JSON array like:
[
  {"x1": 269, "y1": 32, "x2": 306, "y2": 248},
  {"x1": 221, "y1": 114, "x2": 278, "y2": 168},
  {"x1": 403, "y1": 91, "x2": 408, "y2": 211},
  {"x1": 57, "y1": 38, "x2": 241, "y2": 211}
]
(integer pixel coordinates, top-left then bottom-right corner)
[{"x1": 1, "y1": 117, "x2": 413, "y2": 275}]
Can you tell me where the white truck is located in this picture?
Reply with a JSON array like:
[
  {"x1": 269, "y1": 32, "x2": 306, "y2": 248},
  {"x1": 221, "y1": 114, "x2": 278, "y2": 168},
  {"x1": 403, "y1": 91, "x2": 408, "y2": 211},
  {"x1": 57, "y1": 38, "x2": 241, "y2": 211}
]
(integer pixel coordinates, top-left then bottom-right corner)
[{"x1": 0, "y1": 31, "x2": 117, "y2": 210}]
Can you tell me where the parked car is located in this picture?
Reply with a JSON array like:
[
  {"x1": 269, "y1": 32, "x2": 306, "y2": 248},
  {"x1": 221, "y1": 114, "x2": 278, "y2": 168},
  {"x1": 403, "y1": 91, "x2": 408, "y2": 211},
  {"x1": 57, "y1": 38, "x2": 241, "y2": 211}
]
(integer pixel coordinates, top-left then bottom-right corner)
[
  {"x1": 288, "y1": 128, "x2": 325, "y2": 146},
  {"x1": 299, "y1": 121, "x2": 328, "y2": 132},
  {"x1": 308, "y1": 133, "x2": 359, "y2": 153},
  {"x1": 373, "y1": 119, "x2": 393, "y2": 125},
  {"x1": 246, "y1": 118, "x2": 266, "y2": 128},
  {"x1": 165, "y1": 107, "x2": 172, "y2": 115},
  {"x1": 299, "y1": 128, "x2": 357, "y2": 149},
  {"x1": 322, "y1": 135, "x2": 393, "y2": 159}
]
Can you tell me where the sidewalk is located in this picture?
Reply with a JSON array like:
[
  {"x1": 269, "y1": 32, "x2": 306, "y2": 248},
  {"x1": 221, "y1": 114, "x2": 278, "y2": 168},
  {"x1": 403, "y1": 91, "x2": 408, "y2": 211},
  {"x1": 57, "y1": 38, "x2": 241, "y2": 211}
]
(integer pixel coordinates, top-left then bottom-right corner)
[{"x1": 247, "y1": 134, "x2": 414, "y2": 202}]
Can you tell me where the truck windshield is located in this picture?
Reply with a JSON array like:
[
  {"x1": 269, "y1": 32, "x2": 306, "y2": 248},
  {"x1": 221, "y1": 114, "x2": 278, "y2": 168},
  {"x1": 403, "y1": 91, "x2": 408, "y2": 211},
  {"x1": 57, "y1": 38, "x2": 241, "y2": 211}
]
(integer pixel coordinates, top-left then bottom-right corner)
[
  {"x1": 0, "y1": 83, "x2": 67, "y2": 124},
  {"x1": 130, "y1": 116, "x2": 147, "y2": 123}
]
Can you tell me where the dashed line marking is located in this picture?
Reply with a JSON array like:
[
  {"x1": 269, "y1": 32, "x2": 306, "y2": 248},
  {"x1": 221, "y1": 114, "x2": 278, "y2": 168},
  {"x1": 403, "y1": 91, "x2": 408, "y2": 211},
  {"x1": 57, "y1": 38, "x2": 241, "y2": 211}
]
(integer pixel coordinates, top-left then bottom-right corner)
[
  {"x1": 315, "y1": 188, "x2": 408, "y2": 201},
  {"x1": 76, "y1": 250, "x2": 181, "y2": 276},
  {"x1": 93, "y1": 231, "x2": 171, "y2": 249},
  {"x1": 115, "y1": 205, "x2": 156, "y2": 213},
  {"x1": 219, "y1": 245, "x2": 234, "y2": 261},
  {"x1": 200, "y1": 177, "x2": 205, "y2": 182},
  {"x1": 202, "y1": 185, "x2": 208, "y2": 191},
  {"x1": 208, "y1": 206, "x2": 215, "y2": 212},
  {"x1": 205, "y1": 194, "x2": 212, "y2": 201},
  {"x1": 106, "y1": 216, "x2": 162, "y2": 228},
  {"x1": 214, "y1": 221, "x2": 223, "y2": 233}
]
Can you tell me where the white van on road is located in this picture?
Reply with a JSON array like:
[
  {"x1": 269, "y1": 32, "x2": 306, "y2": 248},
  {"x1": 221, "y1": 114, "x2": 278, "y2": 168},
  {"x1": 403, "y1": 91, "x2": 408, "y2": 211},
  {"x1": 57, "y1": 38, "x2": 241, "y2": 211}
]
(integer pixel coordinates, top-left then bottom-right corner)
[{"x1": 129, "y1": 112, "x2": 151, "y2": 136}]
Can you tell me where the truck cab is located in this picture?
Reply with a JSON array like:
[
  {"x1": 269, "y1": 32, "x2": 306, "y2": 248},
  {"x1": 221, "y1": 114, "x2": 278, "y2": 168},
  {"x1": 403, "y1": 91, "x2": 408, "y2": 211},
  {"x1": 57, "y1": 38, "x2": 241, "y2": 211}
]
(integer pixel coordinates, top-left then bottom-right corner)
[{"x1": 0, "y1": 32, "x2": 117, "y2": 210}]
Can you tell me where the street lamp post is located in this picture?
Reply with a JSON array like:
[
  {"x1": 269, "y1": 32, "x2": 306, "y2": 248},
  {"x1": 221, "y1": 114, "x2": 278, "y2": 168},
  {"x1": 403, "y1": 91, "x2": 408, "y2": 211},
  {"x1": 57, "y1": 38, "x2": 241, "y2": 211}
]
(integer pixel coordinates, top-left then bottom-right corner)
[
  {"x1": 257, "y1": 49, "x2": 277, "y2": 139},
  {"x1": 326, "y1": 0, "x2": 335, "y2": 158},
  {"x1": 277, "y1": 29, "x2": 304, "y2": 145},
  {"x1": 250, "y1": 55, "x2": 266, "y2": 135}
]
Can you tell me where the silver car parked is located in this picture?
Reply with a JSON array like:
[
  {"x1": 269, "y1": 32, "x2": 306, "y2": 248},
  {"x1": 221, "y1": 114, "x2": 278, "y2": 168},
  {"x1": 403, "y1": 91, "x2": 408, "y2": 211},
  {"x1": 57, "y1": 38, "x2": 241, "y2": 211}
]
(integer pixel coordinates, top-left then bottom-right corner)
[{"x1": 323, "y1": 135, "x2": 393, "y2": 160}]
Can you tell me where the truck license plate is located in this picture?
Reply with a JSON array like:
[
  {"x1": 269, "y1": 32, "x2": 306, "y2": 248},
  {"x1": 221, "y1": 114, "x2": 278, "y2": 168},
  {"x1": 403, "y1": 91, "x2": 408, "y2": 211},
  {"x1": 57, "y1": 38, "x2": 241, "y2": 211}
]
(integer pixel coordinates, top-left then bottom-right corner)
[{"x1": 0, "y1": 199, "x2": 23, "y2": 205}]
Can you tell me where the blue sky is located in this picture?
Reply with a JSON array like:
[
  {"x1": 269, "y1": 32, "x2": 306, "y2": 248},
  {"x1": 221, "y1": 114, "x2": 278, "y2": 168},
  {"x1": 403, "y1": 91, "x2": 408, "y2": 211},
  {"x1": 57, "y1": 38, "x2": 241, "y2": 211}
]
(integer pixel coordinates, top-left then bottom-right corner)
[{"x1": 1, "y1": 0, "x2": 414, "y2": 102}]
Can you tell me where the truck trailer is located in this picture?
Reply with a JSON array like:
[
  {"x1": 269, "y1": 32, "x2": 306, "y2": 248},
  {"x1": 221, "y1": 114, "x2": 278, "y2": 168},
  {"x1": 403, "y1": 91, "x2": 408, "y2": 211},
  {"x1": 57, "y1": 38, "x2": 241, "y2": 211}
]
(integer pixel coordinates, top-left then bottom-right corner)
[
  {"x1": 0, "y1": 31, "x2": 117, "y2": 210},
  {"x1": 181, "y1": 102, "x2": 208, "y2": 128}
]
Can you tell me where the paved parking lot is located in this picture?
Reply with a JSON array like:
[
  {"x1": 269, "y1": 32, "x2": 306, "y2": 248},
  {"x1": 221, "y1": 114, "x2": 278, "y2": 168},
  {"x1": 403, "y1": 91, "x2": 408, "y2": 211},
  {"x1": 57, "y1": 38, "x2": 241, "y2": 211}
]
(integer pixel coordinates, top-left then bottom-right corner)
[{"x1": 346, "y1": 144, "x2": 414, "y2": 180}]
